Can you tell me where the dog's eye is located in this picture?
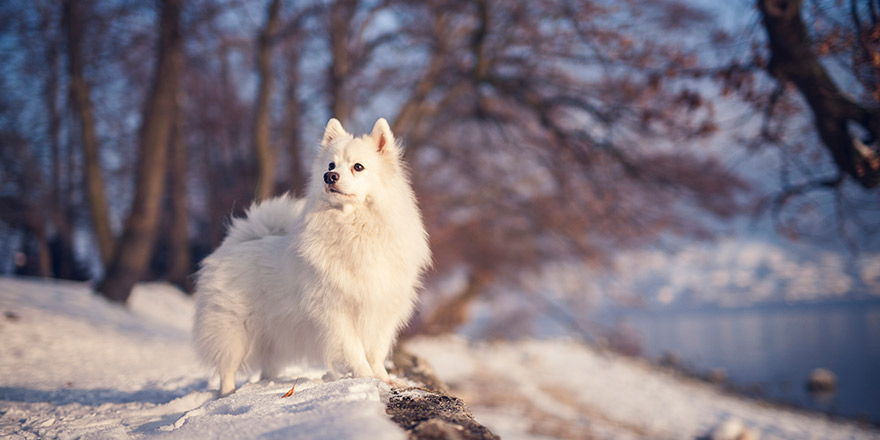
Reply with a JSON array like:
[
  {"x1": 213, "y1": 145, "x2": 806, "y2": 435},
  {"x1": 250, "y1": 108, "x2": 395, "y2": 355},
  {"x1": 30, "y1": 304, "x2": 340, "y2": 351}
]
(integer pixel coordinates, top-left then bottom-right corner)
[
  {"x1": 328, "y1": 162, "x2": 335, "y2": 171},
  {"x1": 353, "y1": 163, "x2": 365, "y2": 172}
]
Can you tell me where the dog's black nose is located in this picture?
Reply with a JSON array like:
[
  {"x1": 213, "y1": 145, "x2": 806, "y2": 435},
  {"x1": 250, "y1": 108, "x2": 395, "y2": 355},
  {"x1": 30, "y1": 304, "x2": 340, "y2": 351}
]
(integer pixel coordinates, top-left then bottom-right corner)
[{"x1": 324, "y1": 171, "x2": 339, "y2": 184}]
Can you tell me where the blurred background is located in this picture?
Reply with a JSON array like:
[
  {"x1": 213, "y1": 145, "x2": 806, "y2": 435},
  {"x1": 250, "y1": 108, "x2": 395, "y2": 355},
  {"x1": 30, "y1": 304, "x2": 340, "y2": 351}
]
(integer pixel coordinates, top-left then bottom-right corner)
[{"x1": 0, "y1": 0, "x2": 878, "y2": 425}]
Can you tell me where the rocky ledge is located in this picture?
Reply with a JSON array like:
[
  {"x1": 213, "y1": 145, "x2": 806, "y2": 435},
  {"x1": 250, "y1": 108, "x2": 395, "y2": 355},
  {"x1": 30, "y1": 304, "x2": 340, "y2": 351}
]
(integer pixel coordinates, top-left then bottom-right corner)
[{"x1": 387, "y1": 350, "x2": 499, "y2": 440}]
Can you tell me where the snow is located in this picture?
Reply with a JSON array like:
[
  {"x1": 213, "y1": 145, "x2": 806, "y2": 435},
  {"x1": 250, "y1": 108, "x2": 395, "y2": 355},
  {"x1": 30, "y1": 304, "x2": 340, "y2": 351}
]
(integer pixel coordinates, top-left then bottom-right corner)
[
  {"x1": 2, "y1": 276, "x2": 877, "y2": 439},
  {"x1": 405, "y1": 336, "x2": 880, "y2": 440},
  {"x1": 0, "y1": 277, "x2": 402, "y2": 440}
]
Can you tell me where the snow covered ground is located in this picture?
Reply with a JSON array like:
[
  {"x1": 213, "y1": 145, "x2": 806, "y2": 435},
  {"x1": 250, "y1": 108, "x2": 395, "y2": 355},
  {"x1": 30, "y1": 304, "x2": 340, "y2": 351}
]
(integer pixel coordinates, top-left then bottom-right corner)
[
  {"x1": 0, "y1": 277, "x2": 877, "y2": 439},
  {"x1": 0, "y1": 278, "x2": 402, "y2": 439},
  {"x1": 407, "y1": 337, "x2": 880, "y2": 440}
]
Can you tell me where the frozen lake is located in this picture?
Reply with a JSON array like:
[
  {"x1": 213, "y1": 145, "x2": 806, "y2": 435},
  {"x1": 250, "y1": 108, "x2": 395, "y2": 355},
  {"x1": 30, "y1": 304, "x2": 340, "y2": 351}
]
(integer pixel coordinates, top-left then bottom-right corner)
[{"x1": 621, "y1": 300, "x2": 880, "y2": 422}]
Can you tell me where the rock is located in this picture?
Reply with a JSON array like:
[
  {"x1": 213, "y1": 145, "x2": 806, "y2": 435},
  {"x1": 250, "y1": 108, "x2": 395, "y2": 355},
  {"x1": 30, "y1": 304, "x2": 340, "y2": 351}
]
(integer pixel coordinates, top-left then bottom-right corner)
[
  {"x1": 388, "y1": 349, "x2": 499, "y2": 440},
  {"x1": 390, "y1": 350, "x2": 450, "y2": 395},
  {"x1": 414, "y1": 419, "x2": 467, "y2": 440},
  {"x1": 707, "y1": 368, "x2": 728, "y2": 383},
  {"x1": 387, "y1": 390, "x2": 497, "y2": 440},
  {"x1": 806, "y1": 368, "x2": 837, "y2": 393},
  {"x1": 708, "y1": 417, "x2": 760, "y2": 440},
  {"x1": 659, "y1": 351, "x2": 681, "y2": 367}
]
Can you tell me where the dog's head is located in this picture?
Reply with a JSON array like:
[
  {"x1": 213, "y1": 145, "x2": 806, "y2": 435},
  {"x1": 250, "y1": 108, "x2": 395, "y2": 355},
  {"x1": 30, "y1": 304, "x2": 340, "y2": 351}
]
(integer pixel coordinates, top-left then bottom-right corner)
[{"x1": 310, "y1": 117, "x2": 402, "y2": 207}]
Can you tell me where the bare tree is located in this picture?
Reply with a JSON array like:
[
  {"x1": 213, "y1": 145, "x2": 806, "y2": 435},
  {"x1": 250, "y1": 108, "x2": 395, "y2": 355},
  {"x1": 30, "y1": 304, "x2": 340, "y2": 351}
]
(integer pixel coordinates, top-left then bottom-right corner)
[
  {"x1": 282, "y1": 54, "x2": 308, "y2": 196},
  {"x1": 759, "y1": 0, "x2": 880, "y2": 189},
  {"x1": 186, "y1": 38, "x2": 255, "y2": 249},
  {"x1": 63, "y1": 0, "x2": 115, "y2": 265},
  {"x1": 253, "y1": 0, "x2": 282, "y2": 201},
  {"x1": 280, "y1": 38, "x2": 308, "y2": 196},
  {"x1": 35, "y1": 1, "x2": 77, "y2": 279},
  {"x1": 9, "y1": 0, "x2": 873, "y2": 331},
  {"x1": 713, "y1": 0, "x2": 880, "y2": 246},
  {"x1": 98, "y1": 0, "x2": 184, "y2": 303},
  {"x1": 401, "y1": 0, "x2": 750, "y2": 332},
  {"x1": 0, "y1": 139, "x2": 51, "y2": 278},
  {"x1": 391, "y1": 1, "x2": 457, "y2": 145},
  {"x1": 328, "y1": 0, "x2": 358, "y2": 124},
  {"x1": 166, "y1": 116, "x2": 191, "y2": 290}
]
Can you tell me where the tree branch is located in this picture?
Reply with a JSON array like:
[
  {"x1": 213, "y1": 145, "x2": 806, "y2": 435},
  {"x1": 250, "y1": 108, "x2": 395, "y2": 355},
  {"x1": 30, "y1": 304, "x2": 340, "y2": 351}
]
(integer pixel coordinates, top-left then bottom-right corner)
[{"x1": 759, "y1": 0, "x2": 880, "y2": 188}]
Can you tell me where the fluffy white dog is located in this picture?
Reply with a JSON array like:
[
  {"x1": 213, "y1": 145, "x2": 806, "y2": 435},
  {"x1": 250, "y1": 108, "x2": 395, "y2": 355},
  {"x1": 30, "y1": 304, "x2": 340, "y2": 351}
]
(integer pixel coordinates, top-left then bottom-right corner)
[{"x1": 193, "y1": 118, "x2": 431, "y2": 395}]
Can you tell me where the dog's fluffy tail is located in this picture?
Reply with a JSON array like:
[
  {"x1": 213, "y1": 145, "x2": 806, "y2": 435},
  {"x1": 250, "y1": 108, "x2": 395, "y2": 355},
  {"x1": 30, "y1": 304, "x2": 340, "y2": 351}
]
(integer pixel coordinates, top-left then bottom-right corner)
[{"x1": 222, "y1": 193, "x2": 304, "y2": 246}]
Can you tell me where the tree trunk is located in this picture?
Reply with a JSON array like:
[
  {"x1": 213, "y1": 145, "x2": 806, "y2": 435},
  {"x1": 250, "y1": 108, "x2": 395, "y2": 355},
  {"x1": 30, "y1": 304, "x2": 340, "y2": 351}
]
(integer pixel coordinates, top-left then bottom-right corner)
[
  {"x1": 97, "y1": 0, "x2": 183, "y2": 303},
  {"x1": 281, "y1": 42, "x2": 307, "y2": 196},
  {"x1": 63, "y1": 0, "x2": 115, "y2": 265},
  {"x1": 420, "y1": 272, "x2": 490, "y2": 335},
  {"x1": 284, "y1": 92, "x2": 307, "y2": 197},
  {"x1": 253, "y1": 0, "x2": 281, "y2": 202},
  {"x1": 328, "y1": 0, "x2": 357, "y2": 124},
  {"x1": 41, "y1": 3, "x2": 75, "y2": 279},
  {"x1": 166, "y1": 116, "x2": 192, "y2": 291},
  {"x1": 392, "y1": 8, "x2": 449, "y2": 158},
  {"x1": 34, "y1": 226, "x2": 52, "y2": 278},
  {"x1": 14, "y1": 225, "x2": 51, "y2": 278},
  {"x1": 759, "y1": 0, "x2": 880, "y2": 188}
]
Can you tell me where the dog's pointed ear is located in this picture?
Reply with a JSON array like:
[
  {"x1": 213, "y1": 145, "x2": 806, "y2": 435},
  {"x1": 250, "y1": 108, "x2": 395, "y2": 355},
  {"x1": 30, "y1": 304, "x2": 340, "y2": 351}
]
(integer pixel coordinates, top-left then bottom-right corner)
[
  {"x1": 322, "y1": 118, "x2": 348, "y2": 147},
  {"x1": 371, "y1": 118, "x2": 395, "y2": 154}
]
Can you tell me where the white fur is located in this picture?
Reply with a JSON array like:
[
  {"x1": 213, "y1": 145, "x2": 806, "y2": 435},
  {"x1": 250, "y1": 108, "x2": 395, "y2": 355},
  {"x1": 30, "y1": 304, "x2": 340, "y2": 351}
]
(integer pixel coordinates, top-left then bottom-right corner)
[{"x1": 193, "y1": 118, "x2": 431, "y2": 395}]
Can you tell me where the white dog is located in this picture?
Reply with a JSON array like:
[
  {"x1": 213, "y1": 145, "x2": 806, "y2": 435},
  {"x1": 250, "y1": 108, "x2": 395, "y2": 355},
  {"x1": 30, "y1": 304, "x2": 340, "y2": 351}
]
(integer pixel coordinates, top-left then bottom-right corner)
[{"x1": 193, "y1": 118, "x2": 431, "y2": 395}]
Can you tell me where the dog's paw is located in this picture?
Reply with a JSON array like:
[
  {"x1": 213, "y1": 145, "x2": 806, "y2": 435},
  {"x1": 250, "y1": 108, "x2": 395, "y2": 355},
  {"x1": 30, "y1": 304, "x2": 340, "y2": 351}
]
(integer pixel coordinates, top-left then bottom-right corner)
[{"x1": 322, "y1": 371, "x2": 341, "y2": 382}]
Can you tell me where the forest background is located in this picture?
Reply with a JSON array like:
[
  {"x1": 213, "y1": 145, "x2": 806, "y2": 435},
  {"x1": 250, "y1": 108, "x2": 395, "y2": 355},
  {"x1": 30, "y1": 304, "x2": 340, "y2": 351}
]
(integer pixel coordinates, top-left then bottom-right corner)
[{"x1": 0, "y1": 0, "x2": 878, "y2": 335}]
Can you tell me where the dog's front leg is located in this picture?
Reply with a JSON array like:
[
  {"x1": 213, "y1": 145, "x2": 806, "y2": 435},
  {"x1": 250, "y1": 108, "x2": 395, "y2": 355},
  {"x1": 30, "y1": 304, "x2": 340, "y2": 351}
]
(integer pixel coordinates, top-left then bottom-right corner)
[
  {"x1": 364, "y1": 330, "x2": 395, "y2": 382},
  {"x1": 323, "y1": 321, "x2": 374, "y2": 378}
]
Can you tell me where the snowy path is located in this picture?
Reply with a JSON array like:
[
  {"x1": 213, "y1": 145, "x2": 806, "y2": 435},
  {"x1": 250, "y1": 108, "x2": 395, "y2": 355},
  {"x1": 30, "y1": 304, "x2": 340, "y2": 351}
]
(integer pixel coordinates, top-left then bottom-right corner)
[
  {"x1": 0, "y1": 278, "x2": 402, "y2": 439},
  {"x1": 406, "y1": 336, "x2": 880, "y2": 440}
]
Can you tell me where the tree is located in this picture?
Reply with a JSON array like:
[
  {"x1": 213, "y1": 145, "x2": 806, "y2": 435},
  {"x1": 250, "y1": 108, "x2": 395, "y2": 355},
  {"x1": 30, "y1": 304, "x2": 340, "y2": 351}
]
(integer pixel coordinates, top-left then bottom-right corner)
[
  {"x1": 165, "y1": 116, "x2": 191, "y2": 290},
  {"x1": 253, "y1": 0, "x2": 282, "y2": 201},
  {"x1": 8, "y1": 0, "x2": 869, "y2": 331},
  {"x1": 279, "y1": 32, "x2": 308, "y2": 196},
  {"x1": 38, "y1": 1, "x2": 77, "y2": 279},
  {"x1": 97, "y1": 0, "x2": 184, "y2": 303},
  {"x1": 714, "y1": 0, "x2": 880, "y2": 247},
  {"x1": 397, "y1": 0, "x2": 750, "y2": 332},
  {"x1": 759, "y1": 0, "x2": 879, "y2": 189},
  {"x1": 327, "y1": 0, "x2": 358, "y2": 125},
  {"x1": 0, "y1": 137, "x2": 51, "y2": 278},
  {"x1": 63, "y1": 0, "x2": 115, "y2": 266}
]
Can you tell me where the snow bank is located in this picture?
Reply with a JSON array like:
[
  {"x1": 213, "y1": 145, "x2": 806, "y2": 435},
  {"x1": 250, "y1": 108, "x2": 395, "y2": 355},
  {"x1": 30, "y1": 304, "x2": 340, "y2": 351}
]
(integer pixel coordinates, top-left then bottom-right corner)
[
  {"x1": 157, "y1": 378, "x2": 401, "y2": 440},
  {"x1": 0, "y1": 278, "x2": 403, "y2": 439}
]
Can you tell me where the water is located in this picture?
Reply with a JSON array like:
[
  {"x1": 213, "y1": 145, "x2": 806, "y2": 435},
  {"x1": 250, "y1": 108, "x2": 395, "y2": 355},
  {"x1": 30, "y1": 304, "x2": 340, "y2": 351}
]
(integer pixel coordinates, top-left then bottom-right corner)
[{"x1": 618, "y1": 300, "x2": 880, "y2": 422}]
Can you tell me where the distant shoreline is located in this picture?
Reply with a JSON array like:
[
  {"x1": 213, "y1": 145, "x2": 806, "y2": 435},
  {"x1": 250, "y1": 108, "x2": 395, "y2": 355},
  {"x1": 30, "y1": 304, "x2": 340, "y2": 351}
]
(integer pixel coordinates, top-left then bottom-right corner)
[{"x1": 613, "y1": 296, "x2": 880, "y2": 317}]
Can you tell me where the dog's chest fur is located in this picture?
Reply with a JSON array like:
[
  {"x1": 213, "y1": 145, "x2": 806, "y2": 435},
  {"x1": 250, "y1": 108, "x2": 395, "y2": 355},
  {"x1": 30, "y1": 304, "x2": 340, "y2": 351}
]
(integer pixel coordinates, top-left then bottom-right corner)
[{"x1": 298, "y1": 203, "x2": 411, "y2": 297}]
